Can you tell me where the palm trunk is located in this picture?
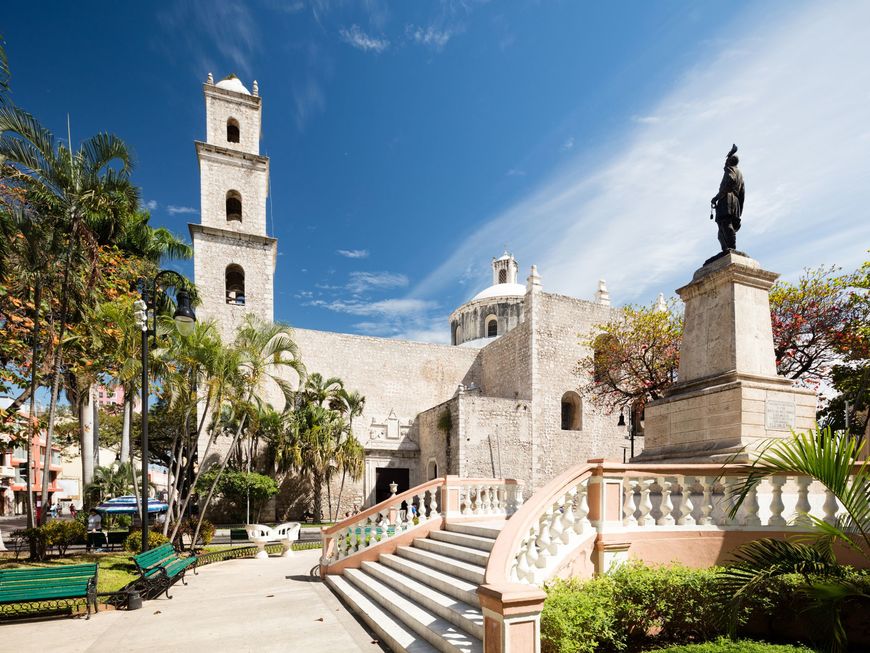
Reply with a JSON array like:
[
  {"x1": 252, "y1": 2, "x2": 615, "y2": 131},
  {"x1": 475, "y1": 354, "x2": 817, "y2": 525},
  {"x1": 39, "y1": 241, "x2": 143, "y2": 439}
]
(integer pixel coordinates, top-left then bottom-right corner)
[
  {"x1": 191, "y1": 412, "x2": 248, "y2": 549},
  {"x1": 79, "y1": 384, "x2": 95, "y2": 490},
  {"x1": 313, "y1": 470, "x2": 324, "y2": 522},
  {"x1": 120, "y1": 393, "x2": 132, "y2": 463},
  {"x1": 335, "y1": 470, "x2": 347, "y2": 522},
  {"x1": 25, "y1": 281, "x2": 42, "y2": 536},
  {"x1": 168, "y1": 393, "x2": 212, "y2": 541}
]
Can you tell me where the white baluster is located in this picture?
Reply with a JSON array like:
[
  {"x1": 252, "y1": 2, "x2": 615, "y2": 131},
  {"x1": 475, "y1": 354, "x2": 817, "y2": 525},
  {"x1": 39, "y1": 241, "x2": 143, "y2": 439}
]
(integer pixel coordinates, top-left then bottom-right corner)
[
  {"x1": 795, "y1": 476, "x2": 812, "y2": 527},
  {"x1": 428, "y1": 486, "x2": 440, "y2": 518},
  {"x1": 698, "y1": 476, "x2": 714, "y2": 526},
  {"x1": 744, "y1": 485, "x2": 761, "y2": 527},
  {"x1": 522, "y1": 528, "x2": 540, "y2": 580},
  {"x1": 638, "y1": 479, "x2": 654, "y2": 526},
  {"x1": 576, "y1": 483, "x2": 591, "y2": 532},
  {"x1": 823, "y1": 489, "x2": 839, "y2": 525},
  {"x1": 657, "y1": 477, "x2": 675, "y2": 526},
  {"x1": 677, "y1": 476, "x2": 695, "y2": 526},
  {"x1": 561, "y1": 486, "x2": 577, "y2": 539},
  {"x1": 719, "y1": 477, "x2": 735, "y2": 526},
  {"x1": 768, "y1": 476, "x2": 786, "y2": 527},
  {"x1": 623, "y1": 479, "x2": 637, "y2": 527},
  {"x1": 547, "y1": 498, "x2": 565, "y2": 551},
  {"x1": 536, "y1": 509, "x2": 553, "y2": 563}
]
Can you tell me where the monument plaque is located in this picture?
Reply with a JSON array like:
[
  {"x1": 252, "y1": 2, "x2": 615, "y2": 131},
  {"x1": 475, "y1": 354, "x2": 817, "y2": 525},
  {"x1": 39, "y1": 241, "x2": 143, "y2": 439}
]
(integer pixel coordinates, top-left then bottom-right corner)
[{"x1": 765, "y1": 401, "x2": 795, "y2": 431}]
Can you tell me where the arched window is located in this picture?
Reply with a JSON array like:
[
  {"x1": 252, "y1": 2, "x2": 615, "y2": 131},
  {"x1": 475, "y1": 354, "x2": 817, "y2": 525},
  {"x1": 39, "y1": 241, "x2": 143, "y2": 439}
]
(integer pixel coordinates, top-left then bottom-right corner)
[
  {"x1": 454, "y1": 325, "x2": 462, "y2": 345},
  {"x1": 227, "y1": 118, "x2": 240, "y2": 143},
  {"x1": 561, "y1": 391, "x2": 582, "y2": 431},
  {"x1": 498, "y1": 269, "x2": 507, "y2": 284},
  {"x1": 226, "y1": 190, "x2": 242, "y2": 222},
  {"x1": 226, "y1": 264, "x2": 245, "y2": 305},
  {"x1": 427, "y1": 459, "x2": 438, "y2": 481},
  {"x1": 486, "y1": 315, "x2": 498, "y2": 338}
]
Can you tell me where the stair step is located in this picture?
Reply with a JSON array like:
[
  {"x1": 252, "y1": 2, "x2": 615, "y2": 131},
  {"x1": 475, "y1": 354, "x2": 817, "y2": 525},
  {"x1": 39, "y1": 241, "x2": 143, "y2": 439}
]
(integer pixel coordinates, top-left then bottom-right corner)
[
  {"x1": 445, "y1": 521, "x2": 505, "y2": 539},
  {"x1": 397, "y1": 545, "x2": 486, "y2": 585},
  {"x1": 380, "y1": 553, "x2": 480, "y2": 607},
  {"x1": 362, "y1": 560, "x2": 484, "y2": 640},
  {"x1": 345, "y1": 568, "x2": 482, "y2": 653},
  {"x1": 414, "y1": 538, "x2": 490, "y2": 566},
  {"x1": 326, "y1": 575, "x2": 438, "y2": 653},
  {"x1": 429, "y1": 529, "x2": 495, "y2": 552}
]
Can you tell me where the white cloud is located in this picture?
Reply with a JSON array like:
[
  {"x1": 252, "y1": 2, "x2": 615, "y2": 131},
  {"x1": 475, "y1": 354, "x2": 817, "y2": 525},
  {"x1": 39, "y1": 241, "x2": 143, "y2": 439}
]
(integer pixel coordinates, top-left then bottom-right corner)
[
  {"x1": 347, "y1": 271, "x2": 409, "y2": 293},
  {"x1": 293, "y1": 77, "x2": 326, "y2": 132},
  {"x1": 506, "y1": 168, "x2": 526, "y2": 177},
  {"x1": 310, "y1": 297, "x2": 435, "y2": 317},
  {"x1": 337, "y1": 248, "x2": 370, "y2": 259},
  {"x1": 144, "y1": 200, "x2": 158, "y2": 211},
  {"x1": 412, "y1": 3, "x2": 870, "y2": 307},
  {"x1": 407, "y1": 24, "x2": 456, "y2": 50},
  {"x1": 561, "y1": 137, "x2": 575, "y2": 151},
  {"x1": 339, "y1": 25, "x2": 389, "y2": 53},
  {"x1": 167, "y1": 205, "x2": 197, "y2": 215}
]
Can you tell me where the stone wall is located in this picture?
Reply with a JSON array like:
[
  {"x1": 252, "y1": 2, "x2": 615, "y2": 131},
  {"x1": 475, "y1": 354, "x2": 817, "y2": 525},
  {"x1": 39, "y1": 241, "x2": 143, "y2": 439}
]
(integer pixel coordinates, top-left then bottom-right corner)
[
  {"x1": 197, "y1": 146, "x2": 269, "y2": 236},
  {"x1": 455, "y1": 394, "x2": 533, "y2": 483},
  {"x1": 449, "y1": 296, "x2": 525, "y2": 345},
  {"x1": 479, "y1": 315, "x2": 533, "y2": 400},
  {"x1": 204, "y1": 83, "x2": 262, "y2": 155}
]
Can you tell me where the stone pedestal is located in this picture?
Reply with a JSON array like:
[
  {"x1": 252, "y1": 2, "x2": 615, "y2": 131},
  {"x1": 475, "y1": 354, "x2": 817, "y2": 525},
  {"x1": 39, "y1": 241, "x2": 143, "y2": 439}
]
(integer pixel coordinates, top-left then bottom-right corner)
[{"x1": 638, "y1": 253, "x2": 816, "y2": 462}]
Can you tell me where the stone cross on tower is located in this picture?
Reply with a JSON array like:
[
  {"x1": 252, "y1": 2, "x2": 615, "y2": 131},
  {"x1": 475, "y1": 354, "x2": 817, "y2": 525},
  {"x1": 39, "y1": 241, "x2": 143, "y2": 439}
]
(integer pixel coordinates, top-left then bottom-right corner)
[{"x1": 189, "y1": 73, "x2": 277, "y2": 342}]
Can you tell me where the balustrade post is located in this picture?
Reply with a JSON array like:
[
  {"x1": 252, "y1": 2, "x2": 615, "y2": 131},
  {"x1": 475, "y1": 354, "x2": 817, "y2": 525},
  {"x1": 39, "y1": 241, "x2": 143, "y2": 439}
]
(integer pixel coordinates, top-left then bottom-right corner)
[
  {"x1": 657, "y1": 477, "x2": 675, "y2": 526},
  {"x1": 823, "y1": 489, "x2": 839, "y2": 525},
  {"x1": 478, "y1": 584, "x2": 547, "y2": 653},
  {"x1": 698, "y1": 476, "x2": 713, "y2": 526},
  {"x1": 638, "y1": 479, "x2": 654, "y2": 527},
  {"x1": 768, "y1": 476, "x2": 787, "y2": 527},
  {"x1": 795, "y1": 476, "x2": 812, "y2": 527},
  {"x1": 622, "y1": 479, "x2": 637, "y2": 527},
  {"x1": 676, "y1": 476, "x2": 695, "y2": 526}
]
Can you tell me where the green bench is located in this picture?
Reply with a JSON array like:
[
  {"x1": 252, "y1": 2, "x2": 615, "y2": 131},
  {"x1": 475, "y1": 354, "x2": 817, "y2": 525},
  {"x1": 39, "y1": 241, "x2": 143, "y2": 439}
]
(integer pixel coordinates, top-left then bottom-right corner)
[
  {"x1": 0, "y1": 563, "x2": 99, "y2": 618},
  {"x1": 132, "y1": 543, "x2": 198, "y2": 599}
]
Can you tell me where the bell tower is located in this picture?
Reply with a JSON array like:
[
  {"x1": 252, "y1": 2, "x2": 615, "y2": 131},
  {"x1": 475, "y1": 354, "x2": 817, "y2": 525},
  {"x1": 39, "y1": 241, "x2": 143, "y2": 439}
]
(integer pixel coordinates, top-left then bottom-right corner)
[
  {"x1": 492, "y1": 251, "x2": 519, "y2": 285},
  {"x1": 189, "y1": 73, "x2": 277, "y2": 342}
]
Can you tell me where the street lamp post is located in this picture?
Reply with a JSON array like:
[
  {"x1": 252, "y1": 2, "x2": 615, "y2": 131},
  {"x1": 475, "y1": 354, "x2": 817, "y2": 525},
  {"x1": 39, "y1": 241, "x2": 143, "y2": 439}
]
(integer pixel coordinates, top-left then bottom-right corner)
[{"x1": 134, "y1": 271, "x2": 195, "y2": 552}]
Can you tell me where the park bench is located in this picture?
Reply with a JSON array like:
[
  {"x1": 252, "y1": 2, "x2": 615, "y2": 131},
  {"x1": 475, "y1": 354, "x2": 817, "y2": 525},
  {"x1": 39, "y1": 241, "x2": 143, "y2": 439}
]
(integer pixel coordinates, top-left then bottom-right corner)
[
  {"x1": 244, "y1": 522, "x2": 301, "y2": 559},
  {"x1": 0, "y1": 563, "x2": 99, "y2": 618},
  {"x1": 132, "y1": 543, "x2": 198, "y2": 599}
]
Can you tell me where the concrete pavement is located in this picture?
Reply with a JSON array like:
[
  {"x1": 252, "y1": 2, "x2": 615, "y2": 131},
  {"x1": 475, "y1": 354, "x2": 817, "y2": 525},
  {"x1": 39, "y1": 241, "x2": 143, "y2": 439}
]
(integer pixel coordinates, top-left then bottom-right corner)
[{"x1": 2, "y1": 549, "x2": 384, "y2": 652}]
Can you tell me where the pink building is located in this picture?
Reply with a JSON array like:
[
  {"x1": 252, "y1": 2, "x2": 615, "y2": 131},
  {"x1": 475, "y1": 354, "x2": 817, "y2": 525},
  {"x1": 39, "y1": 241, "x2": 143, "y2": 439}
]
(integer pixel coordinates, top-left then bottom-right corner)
[{"x1": 96, "y1": 384, "x2": 125, "y2": 407}]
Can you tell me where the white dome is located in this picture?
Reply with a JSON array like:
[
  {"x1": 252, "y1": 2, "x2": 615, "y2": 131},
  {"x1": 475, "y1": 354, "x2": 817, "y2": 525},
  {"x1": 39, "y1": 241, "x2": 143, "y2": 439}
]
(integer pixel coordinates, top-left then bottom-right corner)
[
  {"x1": 216, "y1": 77, "x2": 250, "y2": 95},
  {"x1": 471, "y1": 282, "x2": 527, "y2": 301}
]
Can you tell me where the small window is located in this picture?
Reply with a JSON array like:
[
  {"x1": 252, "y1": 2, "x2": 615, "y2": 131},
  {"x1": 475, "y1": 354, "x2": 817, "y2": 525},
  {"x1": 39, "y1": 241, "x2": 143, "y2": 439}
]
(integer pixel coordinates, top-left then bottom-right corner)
[
  {"x1": 427, "y1": 460, "x2": 438, "y2": 481},
  {"x1": 226, "y1": 264, "x2": 245, "y2": 305},
  {"x1": 561, "y1": 391, "x2": 582, "y2": 431},
  {"x1": 226, "y1": 190, "x2": 242, "y2": 222},
  {"x1": 498, "y1": 269, "x2": 507, "y2": 284},
  {"x1": 486, "y1": 315, "x2": 498, "y2": 338},
  {"x1": 227, "y1": 118, "x2": 240, "y2": 143}
]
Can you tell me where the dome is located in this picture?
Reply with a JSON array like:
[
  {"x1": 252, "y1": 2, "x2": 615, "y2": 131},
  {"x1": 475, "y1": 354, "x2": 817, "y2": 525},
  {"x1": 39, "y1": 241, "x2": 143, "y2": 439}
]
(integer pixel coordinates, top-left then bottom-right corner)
[
  {"x1": 216, "y1": 77, "x2": 250, "y2": 95},
  {"x1": 471, "y1": 282, "x2": 527, "y2": 301}
]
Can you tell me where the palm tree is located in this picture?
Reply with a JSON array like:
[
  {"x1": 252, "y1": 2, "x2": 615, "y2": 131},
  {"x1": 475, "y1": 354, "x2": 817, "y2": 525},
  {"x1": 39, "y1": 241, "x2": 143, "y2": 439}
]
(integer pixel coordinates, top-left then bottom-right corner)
[
  {"x1": 332, "y1": 389, "x2": 366, "y2": 520},
  {"x1": 720, "y1": 426, "x2": 870, "y2": 651},
  {"x1": 190, "y1": 316, "x2": 304, "y2": 546},
  {"x1": 0, "y1": 105, "x2": 137, "y2": 521},
  {"x1": 300, "y1": 372, "x2": 344, "y2": 408},
  {"x1": 290, "y1": 402, "x2": 344, "y2": 522}
]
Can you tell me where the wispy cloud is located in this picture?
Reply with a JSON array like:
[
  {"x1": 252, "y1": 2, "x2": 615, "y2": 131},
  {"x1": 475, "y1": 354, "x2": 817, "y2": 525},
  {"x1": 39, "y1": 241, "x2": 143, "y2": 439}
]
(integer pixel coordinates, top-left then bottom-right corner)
[
  {"x1": 406, "y1": 24, "x2": 457, "y2": 50},
  {"x1": 347, "y1": 271, "x2": 408, "y2": 294},
  {"x1": 167, "y1": 205, "x2": 198, "y2": 215},
  {"x1": 337, "y1": 248, "x2": 370, "y2": 259},
  {"x1": 506, "y1": 168, "x2": 526, "y2": 177},
  {"x1": 144, "y1": 200, "x2": 158, "y2": 211},
  {"x1": 339, "y1": 25, "x2": 389, "y2": 53},
  {"x1": 561, "y1": 136, "x2": 575, "y2": 151},
  {"x1": 310, "y1": 297, "x2": 434, "y2": 317},
  {"x1": 292, "y1": 76, "x2": 326, "y2": 131},
  {"x1": 411, "y1": 3, "x2": 870, "y2": 307}
]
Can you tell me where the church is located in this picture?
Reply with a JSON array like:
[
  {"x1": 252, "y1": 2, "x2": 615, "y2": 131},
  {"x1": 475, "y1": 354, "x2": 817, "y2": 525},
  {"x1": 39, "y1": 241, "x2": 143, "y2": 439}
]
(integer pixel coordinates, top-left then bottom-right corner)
[{"x1": 189, "y1": 75, "x2": 631, "y2": 513}]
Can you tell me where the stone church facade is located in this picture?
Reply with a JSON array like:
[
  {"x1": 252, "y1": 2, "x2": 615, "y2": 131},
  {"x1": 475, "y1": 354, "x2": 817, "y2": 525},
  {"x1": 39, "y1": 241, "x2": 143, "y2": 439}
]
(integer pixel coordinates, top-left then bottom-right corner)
[{"x1": 190, "y1": 76, "x2": 632, "y2": 513}]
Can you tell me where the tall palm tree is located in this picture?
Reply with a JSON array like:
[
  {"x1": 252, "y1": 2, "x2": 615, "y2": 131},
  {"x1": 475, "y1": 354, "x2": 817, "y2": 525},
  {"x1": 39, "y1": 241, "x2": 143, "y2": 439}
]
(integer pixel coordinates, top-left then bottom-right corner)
[
  {"x1": 332, "y1": 389, "x2": 366, "y2": 520},
  {"x1": 190, "y1": 316, "x2": 304, "y2": 545},
  {"x1": 720, "y1": 427, "x2": 870, "y2": 651},
  {"x1": 0, "y1": 105, "x2": 137, "y2": 521},
  {"x1": 300, "y1": 372, "x2": 344, "y2": 408},
  {"x1": 290, "y1": 402, "x2": 344, "y2": 522}
]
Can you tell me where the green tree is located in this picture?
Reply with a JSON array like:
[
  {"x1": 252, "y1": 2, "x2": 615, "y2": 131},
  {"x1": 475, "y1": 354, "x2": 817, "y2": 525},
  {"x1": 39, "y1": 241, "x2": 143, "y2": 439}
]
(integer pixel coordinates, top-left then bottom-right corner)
[
  {"x1": 719, "y1": 427, "x2": 870, "y2": 652},
  {"x1": 332, "y1": 389, "x2": 366, "y2": 520}
]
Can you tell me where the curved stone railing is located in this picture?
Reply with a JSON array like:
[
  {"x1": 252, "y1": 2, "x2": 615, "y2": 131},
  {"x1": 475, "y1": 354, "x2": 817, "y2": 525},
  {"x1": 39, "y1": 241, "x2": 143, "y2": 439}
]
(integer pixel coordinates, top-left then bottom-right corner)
[
  {"x1": 485, "y1": 460, "x2": 845, "y2": 588},
  {"x1": 320, "y1": 476, "x2": 523, "y2": 573}
]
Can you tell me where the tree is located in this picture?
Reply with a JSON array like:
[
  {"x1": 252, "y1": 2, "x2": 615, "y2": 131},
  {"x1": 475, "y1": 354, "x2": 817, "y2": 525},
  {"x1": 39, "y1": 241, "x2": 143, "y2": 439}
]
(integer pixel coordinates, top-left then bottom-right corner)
[
  {"x1": 719, "y1": 427, "x2": 870, "y2": 652},
  {"x1": 289, "y1": 401, "x2": 345, "y2": 522},
  {"x1": 332, "y1": 389, "x2": 365, "y2": 520},
  {"x1": 195, "y1": 469, "x2": 278, "y2": 523},
  {"x1": 578, "y1": 298, "x2": 682, "y2": 416}
]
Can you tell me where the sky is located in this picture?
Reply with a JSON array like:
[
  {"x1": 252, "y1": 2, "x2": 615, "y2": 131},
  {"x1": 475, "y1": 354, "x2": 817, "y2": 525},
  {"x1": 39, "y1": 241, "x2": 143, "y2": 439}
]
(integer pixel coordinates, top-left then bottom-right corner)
[{"x1": 3, "y1": 1, "x2": 869, "y2": 345}]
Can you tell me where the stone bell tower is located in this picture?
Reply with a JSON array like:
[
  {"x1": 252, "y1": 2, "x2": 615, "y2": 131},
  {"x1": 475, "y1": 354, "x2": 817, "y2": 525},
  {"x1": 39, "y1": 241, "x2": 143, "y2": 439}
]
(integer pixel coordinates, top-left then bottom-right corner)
[{"x1": 189, "y1": 73, "x2": 277, "y2": 343}]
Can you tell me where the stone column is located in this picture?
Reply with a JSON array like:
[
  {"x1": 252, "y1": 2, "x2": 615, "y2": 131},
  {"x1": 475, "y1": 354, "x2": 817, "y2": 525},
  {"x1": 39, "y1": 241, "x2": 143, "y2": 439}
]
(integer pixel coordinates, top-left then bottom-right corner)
[
  {"x1": 478, "y1": 583, "x2": 547, "y2": 653},
  {"x1": 638, "y1": 253, "x2": 816, "y2": 462}
]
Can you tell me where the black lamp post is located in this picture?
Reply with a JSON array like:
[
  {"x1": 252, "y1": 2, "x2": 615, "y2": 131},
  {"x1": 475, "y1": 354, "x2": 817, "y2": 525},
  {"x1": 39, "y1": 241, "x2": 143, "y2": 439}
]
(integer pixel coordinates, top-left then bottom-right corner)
[
  {"x1": 134, "y1": 271, "x2": 195, "y2": 552},
  {"x1": 618, "y1": 407, "x2": 641, "y2": 460}
]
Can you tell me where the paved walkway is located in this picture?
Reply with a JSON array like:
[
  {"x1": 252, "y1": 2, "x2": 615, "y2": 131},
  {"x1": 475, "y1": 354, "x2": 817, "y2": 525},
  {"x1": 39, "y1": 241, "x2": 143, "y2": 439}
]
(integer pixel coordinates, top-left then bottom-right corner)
[{"x1": 2, "y1": 549, "x2": 383, "y2": 652}]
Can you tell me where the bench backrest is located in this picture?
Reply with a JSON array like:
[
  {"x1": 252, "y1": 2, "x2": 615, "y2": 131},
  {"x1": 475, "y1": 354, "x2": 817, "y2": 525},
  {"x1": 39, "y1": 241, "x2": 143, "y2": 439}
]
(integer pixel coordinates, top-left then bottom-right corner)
[
  {"x1": 0, "y1": 563, "x2": 97, "y2": 594},
  {"x1": 274, "y1": 522, "x2": 301, "y2": 541},
  {"x1": 133, "y1": 542, "x2": 177, "y2": 572}
]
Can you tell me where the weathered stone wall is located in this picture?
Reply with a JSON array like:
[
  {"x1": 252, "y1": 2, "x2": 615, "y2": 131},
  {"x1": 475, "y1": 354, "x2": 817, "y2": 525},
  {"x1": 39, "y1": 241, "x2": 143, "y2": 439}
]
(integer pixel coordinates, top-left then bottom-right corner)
[
  {"x1": 197, "y1": 148, "x2": 269, "y2": 236},
  {"x1": 529, "y1": 292, "x2": 629, "y2": 483},
  {"x1": 455, "y1": 394, "x2": 532, "y2": 483},
  {"x1": 479, "y1": 316, "x2": 533, "y2": 400},
  {"x1": 204, "y1": 83, "x2": 261, "y2": 155},
  {"x1": 449, "y1": 296, "x2": 525, "y2": 345}
]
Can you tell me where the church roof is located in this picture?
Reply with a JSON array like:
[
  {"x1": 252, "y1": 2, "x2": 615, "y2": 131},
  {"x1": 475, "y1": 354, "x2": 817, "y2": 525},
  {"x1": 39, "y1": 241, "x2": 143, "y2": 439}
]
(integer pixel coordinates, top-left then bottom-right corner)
[
  {"x1": 471, "y1": 282, "x2": 526, "y2": 301},
  {"x1": 216, "y1": 77, "x2": 251, "y2": 95}
]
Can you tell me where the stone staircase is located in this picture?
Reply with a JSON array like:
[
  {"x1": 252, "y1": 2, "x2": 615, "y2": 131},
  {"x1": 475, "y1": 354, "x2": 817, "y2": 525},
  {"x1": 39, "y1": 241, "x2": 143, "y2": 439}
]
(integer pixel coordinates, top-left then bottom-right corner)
[{"x1": 326, "y1": 521, "x2": 503, "y2": 653}]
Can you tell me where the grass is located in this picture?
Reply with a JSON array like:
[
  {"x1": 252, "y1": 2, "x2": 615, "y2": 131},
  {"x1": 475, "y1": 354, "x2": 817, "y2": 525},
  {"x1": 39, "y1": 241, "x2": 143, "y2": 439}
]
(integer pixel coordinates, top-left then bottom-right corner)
[
  {"x1": 647, "y1": 638, "x2": 815, "y2": 652},
  {"x1": 0, "y1": 552, "x2": 137, "y2": 594}
]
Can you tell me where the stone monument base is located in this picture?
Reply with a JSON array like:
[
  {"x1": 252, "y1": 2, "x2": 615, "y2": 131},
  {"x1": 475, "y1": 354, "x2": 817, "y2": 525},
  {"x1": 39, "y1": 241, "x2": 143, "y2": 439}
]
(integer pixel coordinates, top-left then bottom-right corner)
[{"x1": 636, "y1": 371, "x2": 817, "y2": 463}]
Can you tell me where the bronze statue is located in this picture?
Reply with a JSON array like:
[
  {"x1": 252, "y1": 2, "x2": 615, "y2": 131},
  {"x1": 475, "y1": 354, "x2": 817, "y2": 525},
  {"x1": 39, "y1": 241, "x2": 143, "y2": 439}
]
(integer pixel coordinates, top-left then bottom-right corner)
[{"x1": 710, "y1": 144, "x2": 745, "y2": 252}]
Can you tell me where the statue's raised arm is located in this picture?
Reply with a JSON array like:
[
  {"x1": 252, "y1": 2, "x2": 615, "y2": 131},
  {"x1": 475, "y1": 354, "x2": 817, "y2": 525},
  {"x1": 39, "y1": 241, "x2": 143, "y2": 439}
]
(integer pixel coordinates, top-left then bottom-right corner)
[{"x1": 710, "y1": 144, "x2": 745, "y2": 253}]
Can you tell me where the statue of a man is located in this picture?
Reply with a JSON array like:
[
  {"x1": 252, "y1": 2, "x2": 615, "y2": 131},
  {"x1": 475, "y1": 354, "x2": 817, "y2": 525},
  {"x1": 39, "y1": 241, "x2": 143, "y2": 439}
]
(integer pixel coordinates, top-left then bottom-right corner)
[{"x1": 710, "y1": 144, "x2": 745, "y2": 252}]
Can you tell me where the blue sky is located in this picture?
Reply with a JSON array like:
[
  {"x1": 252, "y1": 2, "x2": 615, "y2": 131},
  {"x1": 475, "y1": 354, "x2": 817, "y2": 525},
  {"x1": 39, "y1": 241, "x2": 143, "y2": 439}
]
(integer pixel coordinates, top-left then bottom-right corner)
[{"x1": 3, "y1": 1, "x2": 869, "y2": 344}]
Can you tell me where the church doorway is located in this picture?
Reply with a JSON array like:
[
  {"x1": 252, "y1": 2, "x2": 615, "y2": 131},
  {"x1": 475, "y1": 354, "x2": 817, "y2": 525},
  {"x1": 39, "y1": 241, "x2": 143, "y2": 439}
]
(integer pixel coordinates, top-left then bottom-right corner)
[{"x1": 375, "y1": 467, "x2": 409, "y2": 504}]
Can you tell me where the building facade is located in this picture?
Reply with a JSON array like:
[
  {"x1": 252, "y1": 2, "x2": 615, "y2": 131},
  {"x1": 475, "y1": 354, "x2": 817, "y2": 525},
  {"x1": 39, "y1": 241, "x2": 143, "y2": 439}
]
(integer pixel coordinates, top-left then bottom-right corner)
[{"x1": 190, "y1": 75, "x2": 636, "y2": 516}]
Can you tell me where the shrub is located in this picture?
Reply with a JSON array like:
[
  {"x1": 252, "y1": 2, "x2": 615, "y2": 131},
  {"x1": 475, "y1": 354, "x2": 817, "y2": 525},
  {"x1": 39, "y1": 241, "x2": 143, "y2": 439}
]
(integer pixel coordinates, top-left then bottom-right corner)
[
  {"x1": 12, "y1": 527, "x2": 50, "y2": 561},
  {"x1": 42, "y1": 519, "x2": 86, "y2": 556},
  {"x1": 651, "y1": 637, "x2": 814, "y2": 652},
  {"x1": 171, "y1": 518, "x2": 216, "y2": 547},
  {"x1": 541, "y1": 577, "x2": 621, "y2": 653},
  {"x1": 124, "y1": 529, "x2": 170, "y2": 553}
]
